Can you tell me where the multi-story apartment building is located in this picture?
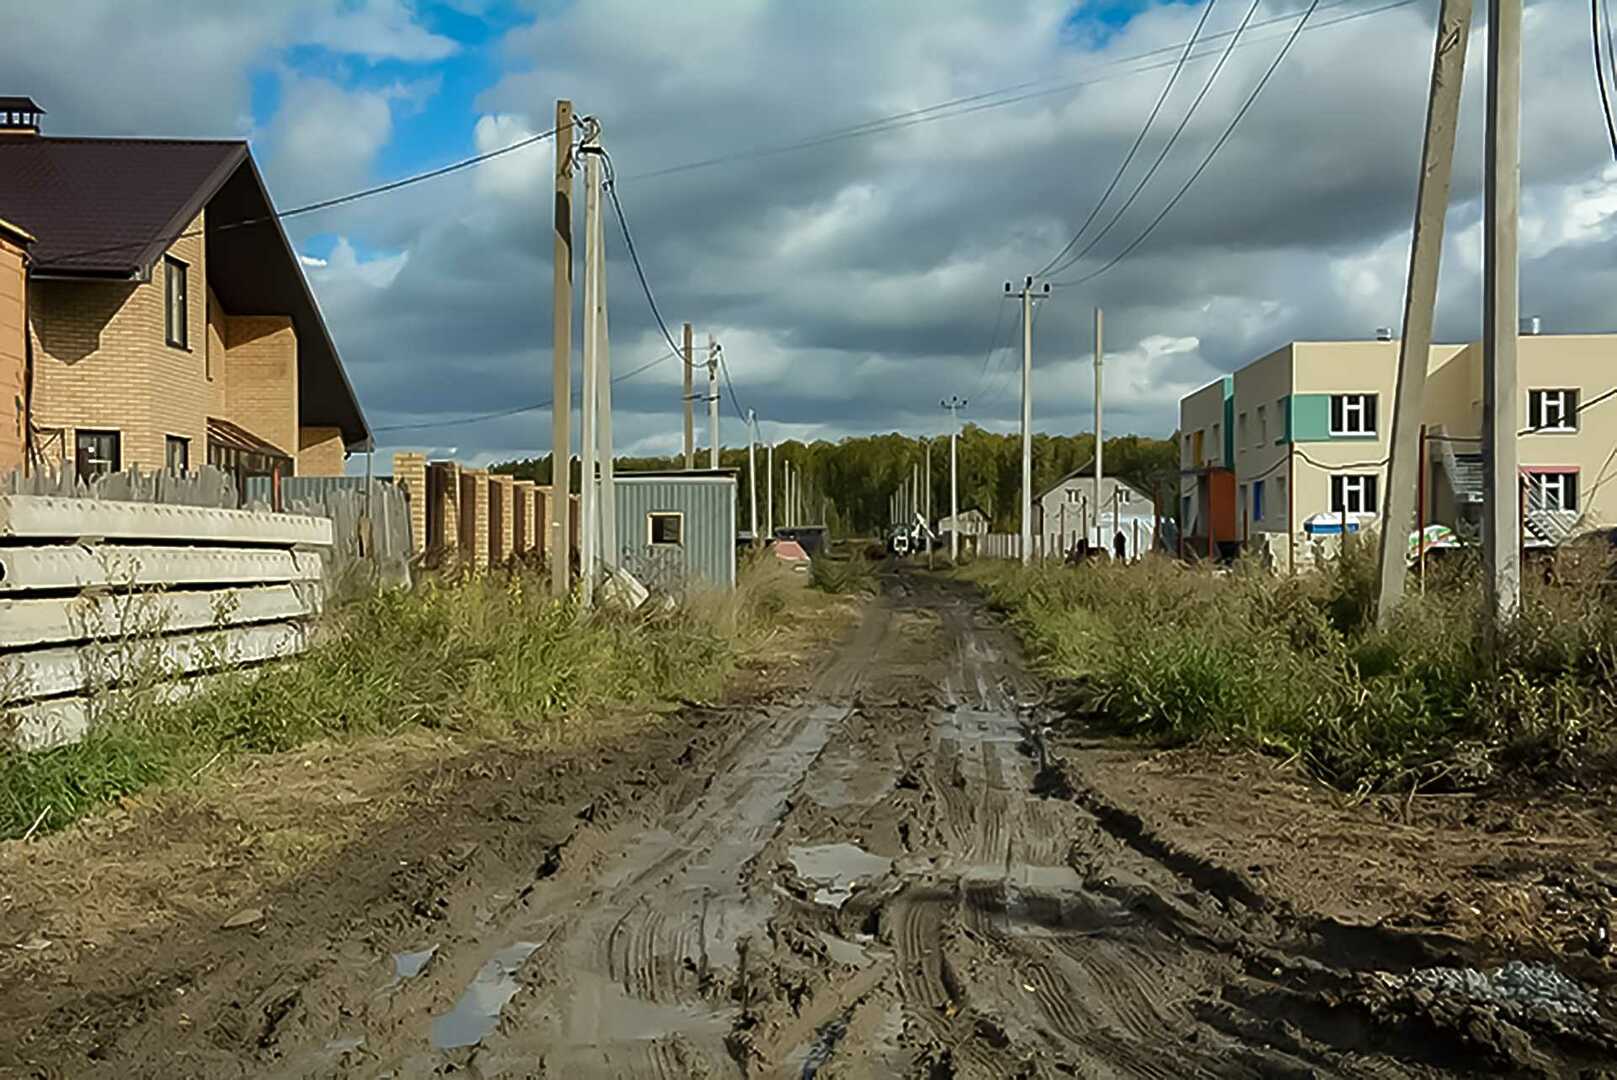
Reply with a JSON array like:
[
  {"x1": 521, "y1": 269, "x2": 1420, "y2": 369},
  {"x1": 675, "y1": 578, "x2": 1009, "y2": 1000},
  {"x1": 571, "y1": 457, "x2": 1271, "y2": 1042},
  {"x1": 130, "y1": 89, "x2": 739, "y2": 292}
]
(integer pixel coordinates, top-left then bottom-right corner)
[
  {"x1": 0, "y1": 96, "x2": 368, "y2": 487},
  {"x1": 1179, "y1": 331, "x2": 1617, "y2": 565}
]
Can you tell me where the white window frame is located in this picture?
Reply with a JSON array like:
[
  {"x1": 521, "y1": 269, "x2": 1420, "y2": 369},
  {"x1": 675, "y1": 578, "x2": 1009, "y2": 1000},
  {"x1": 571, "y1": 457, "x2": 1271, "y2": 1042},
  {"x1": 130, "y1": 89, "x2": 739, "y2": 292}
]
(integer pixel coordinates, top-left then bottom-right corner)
[
  {"x1": 1528, "y1": 389, "x2": 1578, "y2": 433},
  {"x1": 164, "y1": 256, "x2": 189, "y2": 350},
  {"x1": 1329, "y1": 393, "x2": 1377, "y2": 436},
  {"x1": 1527, "y1": 471, "x2": 1578, "y2": 512},
  {"x1": 1252, "y1": 479, "x2": 1265, "y2": 522},
  {"x1": 1331, "y1": 473, "x2": 1378, "y2": 515},
  {"x1": 1257, "y1": 405, "x2": 1268, "y2": 447},
  {"x1": 647, "y1": 510, "x2": 685, "y2": 547}
]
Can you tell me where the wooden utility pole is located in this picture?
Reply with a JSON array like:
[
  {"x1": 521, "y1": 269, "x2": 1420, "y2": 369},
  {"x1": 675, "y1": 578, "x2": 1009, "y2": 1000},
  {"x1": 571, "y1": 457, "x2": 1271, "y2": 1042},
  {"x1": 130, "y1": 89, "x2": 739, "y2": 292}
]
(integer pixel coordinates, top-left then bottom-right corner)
[
  {"x1": 943, "y1": 396, "x2": 966, "y2": 563},
  {"x1": 1005, "y1": 277, "x2": 1047, "y2": 565},
  {"x1": 1374, "y1": 0, "x2": 1471, "y2": 628},
  {"x1": 682, "y1": 322, "x2": 695, "y2": 469},
  {"x1": 549, "y1": 99, "x2": 574, "y2": 597},
  {"x1": 747, "y1": 409, "x2": 758, "y2": 545},
  {"x1": 1483, "y1": 0, "x2": 1522, "y2": 642},
  {"x1": 1093, "y1": 307, "x2": 1104, "y2": 541},
  {"x1": 924, "y1": 437, "x2": 933, "y2": 569},
  {"x1": 766, "y1": 440, "x2": 775, "y2": 540}
]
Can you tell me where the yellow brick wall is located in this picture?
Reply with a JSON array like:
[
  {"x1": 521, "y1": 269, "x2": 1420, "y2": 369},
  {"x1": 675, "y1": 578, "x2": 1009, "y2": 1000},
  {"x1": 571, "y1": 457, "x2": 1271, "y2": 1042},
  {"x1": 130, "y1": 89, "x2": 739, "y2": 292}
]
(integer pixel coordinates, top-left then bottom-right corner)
[
  {"x1": 393, "y1": 452, "x2": 427, "y2": 554},
  {"x1": 513, "y1": 480, "x2": 536, "y2": 553},
  {"x1": 492, "y1": 474, "x2": 515, "y2": 565},
  {"x1": 29, "y1": 211, "x2": 209, "y2": 472},
  {"x1": 223, "y1": 314, "x2": 297, "y2": 459},
  {"x1": 462, "y1": 469, "x2": 490, "y2": 570},
  {"x1": 206, "y1": 284, "x2": 227, "y2": 417},
  {"x1": 298, "y1": 425, "x2": 345, "y2": 476},
  {"x1": 0, "y1": 235, "x2": 25, "y2": 475}
]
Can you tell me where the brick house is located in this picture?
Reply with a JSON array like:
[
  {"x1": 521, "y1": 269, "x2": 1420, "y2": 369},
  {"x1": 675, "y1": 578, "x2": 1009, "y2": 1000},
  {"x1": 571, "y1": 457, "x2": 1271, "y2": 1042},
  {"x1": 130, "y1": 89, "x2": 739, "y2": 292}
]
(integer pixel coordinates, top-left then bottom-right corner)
[
  {"x1": 0, "y1": 96, "x2": 369, "y2": 485},
  {"x1": 0, "y1": 213, "x2": 30, "y2": 476}
]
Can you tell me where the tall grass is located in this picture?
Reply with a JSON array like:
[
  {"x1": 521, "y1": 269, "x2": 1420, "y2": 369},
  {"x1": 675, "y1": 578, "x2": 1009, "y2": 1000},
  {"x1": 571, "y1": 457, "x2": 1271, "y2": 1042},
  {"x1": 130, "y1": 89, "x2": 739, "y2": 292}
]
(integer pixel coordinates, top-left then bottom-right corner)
[
  {"x1": 809, "y1": 554, "x2": 878, "y2": 595},
  {"x1": 0, "y1": 559, "x2": 802, "y2": 840},
  {"x1": 965, "y1": 542, "x2": 1617, "y2": 792}
]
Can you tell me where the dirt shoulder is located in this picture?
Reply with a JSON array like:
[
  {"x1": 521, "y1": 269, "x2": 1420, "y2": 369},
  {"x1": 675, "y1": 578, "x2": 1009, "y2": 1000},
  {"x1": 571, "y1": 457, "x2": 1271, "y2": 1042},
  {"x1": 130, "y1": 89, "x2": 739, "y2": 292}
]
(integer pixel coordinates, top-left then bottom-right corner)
[
  {"x1": 1061, "y1": 737, "x2": 1617, "y2": 981},
  {"x1": 0, "y1": 582, "x2": 861, "y2": 1078}
]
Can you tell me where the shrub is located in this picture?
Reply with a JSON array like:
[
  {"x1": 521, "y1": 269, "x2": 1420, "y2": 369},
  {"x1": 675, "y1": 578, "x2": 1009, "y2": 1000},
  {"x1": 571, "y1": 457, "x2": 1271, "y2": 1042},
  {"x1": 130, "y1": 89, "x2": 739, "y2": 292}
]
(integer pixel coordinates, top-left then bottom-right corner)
[
  {"x1": 810, "y1": 555, "x2": 878, "y2": 595},
  {"x1": 964, "y1": 547, "x2": 1617, "y2": 793}
]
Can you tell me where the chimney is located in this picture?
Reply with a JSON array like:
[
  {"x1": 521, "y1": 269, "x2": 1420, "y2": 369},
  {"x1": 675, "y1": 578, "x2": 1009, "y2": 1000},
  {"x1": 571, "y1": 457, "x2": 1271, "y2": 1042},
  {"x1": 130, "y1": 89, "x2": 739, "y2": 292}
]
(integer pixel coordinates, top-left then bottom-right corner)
[
  {"x1": 1519, "y1": 315, "x2": 1541, "y2": 336},
  {"x1": 0, "y1": 96, "x2": 43, "y2": 136},
  {"x1": 1375, "y1": 327, "x2": 1393, "y2": 342}
]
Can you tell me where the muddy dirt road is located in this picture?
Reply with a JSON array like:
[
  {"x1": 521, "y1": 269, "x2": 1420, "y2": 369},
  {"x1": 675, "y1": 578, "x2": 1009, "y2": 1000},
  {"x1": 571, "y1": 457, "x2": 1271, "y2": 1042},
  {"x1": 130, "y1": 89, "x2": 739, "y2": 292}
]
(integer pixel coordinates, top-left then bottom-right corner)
[{"x1": 9, "y1": 570, "x2": 1614, "y2": 1077}]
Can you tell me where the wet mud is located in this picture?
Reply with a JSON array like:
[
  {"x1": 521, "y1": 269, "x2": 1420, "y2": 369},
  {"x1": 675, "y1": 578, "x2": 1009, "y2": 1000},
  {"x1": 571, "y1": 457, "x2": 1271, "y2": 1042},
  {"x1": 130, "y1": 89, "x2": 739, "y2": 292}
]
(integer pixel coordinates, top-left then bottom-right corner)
[{"x1": 8, "y1": 569, "x2": 1615, "y2": 1078}]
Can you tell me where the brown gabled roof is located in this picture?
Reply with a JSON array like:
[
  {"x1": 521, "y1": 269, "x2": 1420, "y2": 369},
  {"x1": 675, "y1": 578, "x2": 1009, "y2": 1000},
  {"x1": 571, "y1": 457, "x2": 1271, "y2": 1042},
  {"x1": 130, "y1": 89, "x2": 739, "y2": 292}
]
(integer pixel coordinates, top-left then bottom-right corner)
[
  {"x1": 0, "y1": 136, "x2": 245, "y2": 275},
  {"x1": 0, "y1": 135, "x2": 371, "y2": 450},
  {"x1": 207, "y1": 416, "x2": 291, "y2": 459}
]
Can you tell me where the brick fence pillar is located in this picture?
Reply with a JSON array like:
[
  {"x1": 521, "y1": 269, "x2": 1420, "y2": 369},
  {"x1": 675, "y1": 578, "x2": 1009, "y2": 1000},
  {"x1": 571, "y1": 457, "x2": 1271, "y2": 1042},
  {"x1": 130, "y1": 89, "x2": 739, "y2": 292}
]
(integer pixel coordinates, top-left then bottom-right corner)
[
  {"x1": 513, "y1": 480, "x2": 536, "y2": 553},
  {"x1": 532, "y1": 486, "x2": 549, "y2": 564},
  {"x1": 392, "y1": 452, "x2": 428, "y2": 555},
  {"x1": 492, "y1": 474, "x2": 515, "y2": 566},
  {"x1": 462, "y1": 468, "x2": 490, "y2": 570},
  {"x1": 438, "y1": 461, "x2": 460, "y2": 565}
]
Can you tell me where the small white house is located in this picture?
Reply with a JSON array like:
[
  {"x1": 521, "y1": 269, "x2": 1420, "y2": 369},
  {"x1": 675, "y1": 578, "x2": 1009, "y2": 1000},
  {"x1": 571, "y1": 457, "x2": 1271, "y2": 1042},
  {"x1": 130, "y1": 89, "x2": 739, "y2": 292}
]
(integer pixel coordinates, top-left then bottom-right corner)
[
  {"x1": 936, "y1": 507, "x2": 989, "y2": 537},
  {"x1": 1034, "y1": 464, "x2": 1156, "y2": 558}
]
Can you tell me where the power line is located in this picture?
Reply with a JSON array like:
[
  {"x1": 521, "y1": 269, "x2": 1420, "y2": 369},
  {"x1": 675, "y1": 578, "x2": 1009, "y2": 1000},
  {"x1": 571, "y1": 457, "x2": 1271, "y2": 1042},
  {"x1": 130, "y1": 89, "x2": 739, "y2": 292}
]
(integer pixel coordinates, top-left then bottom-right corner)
[
  {"x1": 372, "y1": 348, "x2": 677, "y2": 434},
  {"x1": 1045, "y1": 0, "x2": 1264, "y2": 281},
  {"x1": 1035, "y1": 0, "x2": 1221, "y2": 278},
  {"x1": 1052, "y1": 0, "x2": 1324, "y2": 289},
  {"x1": 616, "y1": 0, "x2": 1418, "y2": 187},
  {"x1": 1594, "y1": 0, "x2": 1617, "y2": 161},
  {"x1": 600, "y1": 150, "x2": 701, "y2": 370},
  {"x1": 44, "y1": 120, "x2": 575, "y2": 267},
  {"x1": 718, "y1": 350, "x2": 749, "y2": 423}
]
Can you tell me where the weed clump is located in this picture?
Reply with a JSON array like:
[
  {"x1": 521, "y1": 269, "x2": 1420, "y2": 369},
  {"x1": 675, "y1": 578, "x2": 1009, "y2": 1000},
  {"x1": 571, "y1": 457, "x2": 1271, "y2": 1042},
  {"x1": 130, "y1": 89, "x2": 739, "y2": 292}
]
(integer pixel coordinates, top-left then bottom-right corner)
[
  {"x1": 964, "y1": 542, "x2": 1617, "y2": 793},
  {"x1": 0, "y1": 559, "x2": 803, "y2": 840},
  {"x1": 809, "y1": 554, "x2": 878, "y2": 596}
]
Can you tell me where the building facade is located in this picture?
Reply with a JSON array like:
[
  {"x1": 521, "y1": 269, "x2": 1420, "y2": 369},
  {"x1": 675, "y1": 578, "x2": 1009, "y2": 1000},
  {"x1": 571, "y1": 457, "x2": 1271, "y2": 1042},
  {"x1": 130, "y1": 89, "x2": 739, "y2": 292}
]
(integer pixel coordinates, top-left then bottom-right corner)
[
  {"x1": 1034, "y1": 465, "x2": 1155, "y2": 558},
  {"x1": 613, "y1": 471, "x2": 739, "y2": 590},
  {"x1": 1180, "y1": 332, "x2": 1617, "y2": 566},
  {"x1": 0, "y1": 216, "x2": 30, "y2": 476},
  {"x1": 0, "y1": 97, "x2": 368, "y2": 486}
]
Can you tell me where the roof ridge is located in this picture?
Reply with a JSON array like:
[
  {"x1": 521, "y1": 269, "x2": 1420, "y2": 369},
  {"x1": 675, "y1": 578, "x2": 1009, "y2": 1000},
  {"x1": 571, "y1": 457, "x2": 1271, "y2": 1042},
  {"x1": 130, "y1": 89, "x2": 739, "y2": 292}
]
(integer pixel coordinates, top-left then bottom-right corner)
[{"x1": 0, "y1": 134, "x2": 249, "y2": 147}]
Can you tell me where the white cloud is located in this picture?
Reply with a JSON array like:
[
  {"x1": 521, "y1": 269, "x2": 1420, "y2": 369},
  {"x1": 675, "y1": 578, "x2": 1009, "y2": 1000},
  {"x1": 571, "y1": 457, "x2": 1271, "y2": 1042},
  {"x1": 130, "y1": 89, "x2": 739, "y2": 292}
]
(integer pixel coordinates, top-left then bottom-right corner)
[
  {"x1": 304, "y1": 0, "x2": 458, "y2": 62},
  {"x1": 299, "y1": 253, "x2": 329, "y2": 268}
]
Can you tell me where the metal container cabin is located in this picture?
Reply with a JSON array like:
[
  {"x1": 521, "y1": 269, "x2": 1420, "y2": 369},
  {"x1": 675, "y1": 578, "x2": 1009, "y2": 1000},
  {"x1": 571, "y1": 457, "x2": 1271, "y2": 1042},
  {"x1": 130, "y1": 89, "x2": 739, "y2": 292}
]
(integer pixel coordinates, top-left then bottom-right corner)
[{"x1": 613, "y1": 470, "x2": 737, "y2": 591}]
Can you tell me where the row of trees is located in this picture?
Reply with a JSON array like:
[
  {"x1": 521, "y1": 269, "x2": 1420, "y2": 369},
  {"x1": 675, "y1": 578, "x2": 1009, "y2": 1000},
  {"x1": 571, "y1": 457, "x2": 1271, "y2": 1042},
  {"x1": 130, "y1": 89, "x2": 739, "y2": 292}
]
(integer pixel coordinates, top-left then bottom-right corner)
[{"x1": 493, "y1": 425, "x2": 1179, "y2": 538}]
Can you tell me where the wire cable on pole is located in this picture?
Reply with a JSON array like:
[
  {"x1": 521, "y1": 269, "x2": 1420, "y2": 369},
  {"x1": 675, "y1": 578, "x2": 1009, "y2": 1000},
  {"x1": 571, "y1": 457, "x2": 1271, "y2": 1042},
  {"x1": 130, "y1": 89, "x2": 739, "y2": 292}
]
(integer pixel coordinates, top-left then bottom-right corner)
[
  {"x1": 600, "y1": 150, "x2": 700, "y2": 368},
  {"x1": 1593, "y1": 0, "x2": 1617, "y2": 161},
  {"x1": 1052, "y1": 0, "x2": 1324, "y2": 289},
  {"x1": 1035, "y1": 0, "x2": 1221, "y2": 277},
  {"x1": 372, "y1": 348, "x2": 677, "y2": 434},
  {"x1": 1044, "y1": 0, "x2": 1263, "y2": 281},
  {"x1": 46, "y1": 120, "x2": 576, "y2": 267}
]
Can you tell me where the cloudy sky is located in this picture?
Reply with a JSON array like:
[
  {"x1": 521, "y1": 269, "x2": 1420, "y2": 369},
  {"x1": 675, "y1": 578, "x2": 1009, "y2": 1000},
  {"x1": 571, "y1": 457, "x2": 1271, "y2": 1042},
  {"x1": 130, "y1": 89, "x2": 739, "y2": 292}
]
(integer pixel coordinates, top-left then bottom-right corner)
[{"x1": 7, "y1": 0, "x2": 1614, "y2": 466}]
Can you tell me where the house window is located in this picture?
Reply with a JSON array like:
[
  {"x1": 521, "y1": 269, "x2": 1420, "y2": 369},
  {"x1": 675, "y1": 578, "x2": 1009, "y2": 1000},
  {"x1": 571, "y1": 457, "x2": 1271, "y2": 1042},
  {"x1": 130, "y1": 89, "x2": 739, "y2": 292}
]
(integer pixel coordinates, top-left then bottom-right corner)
[
  {"x1": 648, "y1": 511, "x2": 684, "y2": 546},
  {"x1": 1238, "y1": 412, "x2": 1248, "y2": 452},
  {"x1": 1066, "y1": 489, "x2": 1081, "y2": 503},
  {"x1": 75, "y1": 430, "x2": 120, "y2": 480},
  {"x1": 1211, "y1": 423, "x2": 1221, "y2": 460},
  {"x1": 1253, "y1": 479, "x2": 1265, "y2": 522},
  {"x1": 166, "y1": 435, "x2": 190, "y2": 474},
  {"x1": 1275, "y1": 475, "x2": 1286, "y2": 511},
  {"x1": 1527, "y1": 471, "x2": 1578, "y2": 512},
  {"x1": 1528, "y1": 389, "x2": 1578, "y2": 432},
  {"x1": 1118, "y1": 489, "x2": 1130, "y2": 504},
  {"x1": 165, "y1": 256, "x2": 189, "y2": 349},
  {"x1": 1330, "y1": 393, "x2": 1376, "y2": 436},
  {"x1": 1331, "y1": 474, "x2": 1379, "y2": 515},
  {"x1": 1257, "y1": 405, "x2": 1268, "y2": 446}
]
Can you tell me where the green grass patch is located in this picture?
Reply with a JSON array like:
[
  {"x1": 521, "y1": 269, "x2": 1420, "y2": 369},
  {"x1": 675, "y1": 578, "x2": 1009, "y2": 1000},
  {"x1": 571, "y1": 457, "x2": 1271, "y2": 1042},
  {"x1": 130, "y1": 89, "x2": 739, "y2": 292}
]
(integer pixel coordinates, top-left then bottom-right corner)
[
  {"x1": 0, "y1": 558, "x2": 805, "y2": 841},
  {"x1": 962, "y1": 542, "x2": 1617, "y2": 792}
]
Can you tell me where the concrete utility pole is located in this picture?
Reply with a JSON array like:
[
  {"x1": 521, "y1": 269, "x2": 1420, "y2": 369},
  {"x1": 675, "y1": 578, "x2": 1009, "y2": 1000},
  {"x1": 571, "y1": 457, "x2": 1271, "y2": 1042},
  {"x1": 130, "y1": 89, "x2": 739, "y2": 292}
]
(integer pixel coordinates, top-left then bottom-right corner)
[
  {"x1": 766, "y1": 440, "x2": 775, "y2": 540},
  {"x1": 943, "y1": 396, "x2": 966, "y2": 564},
  {"x1": 594, "y1": 144, "x2": 616, "y2": 574},
  {"x1": 785, "y1": 460, "x2": 793, "y2": 528},
  {"x1": 924, "y1": 437, "x2": 934, "y2": 569},
  {"x1": 1483, "y1": 0, "x2": 1522, "y2": 642},
  {"x1": 1093, "y1": 307, "x2": 1104, "y2": 541},
  {"x1": 682, "y1": 322, "x2": 695, "y2": 469},
  {"x1": 1374, "y1": 0, "x2": 1471, "y2": 628},
  {"x1": 1005, "y1": 277, "x2": 1049, "y2": 565},
  {"x1": 707, "y1": 336, "x2": 720, "y2": 470},
  {"x1": 747, "y1": 409, "x2": 759, "y2": 545},
  {"x1": 549, "y1": 99, "x2": 574, "y2": 597},
  {"x1": 579, "y1": 121, "x2": 602, "y2": 607}
]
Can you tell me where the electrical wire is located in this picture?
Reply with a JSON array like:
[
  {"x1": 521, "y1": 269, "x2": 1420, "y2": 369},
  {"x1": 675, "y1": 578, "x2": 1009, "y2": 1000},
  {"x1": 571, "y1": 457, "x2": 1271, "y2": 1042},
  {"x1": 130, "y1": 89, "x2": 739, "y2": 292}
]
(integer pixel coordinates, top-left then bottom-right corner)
[
  {"x1": 44, "y1": 120, "x2": 575, "y2": 268},
  {"x1": 1594, "y1": 0, "x2": 1617, "y2": 161},
  {"x1": 616, "y1": 0, "x2": 1417, "y2": 186},
  {"x1": 599, "y1": 150, "x2": 691, "y2": 365},
  {"x1": 718, "y1": 349, "x2": 750, "y2": 423},
  {"x1": 1045, "y1": 0, "x2": 1264, "y2": 281},
  {"x1": 372, "y1": 347, "x2": 678, "y2": 434},
  {"x1": 1035, "y1": 0, "x2": 1221, "y2": 278},
  {"x1": 1052, "y1": 0, "x2": 1323, "y2": 289}
]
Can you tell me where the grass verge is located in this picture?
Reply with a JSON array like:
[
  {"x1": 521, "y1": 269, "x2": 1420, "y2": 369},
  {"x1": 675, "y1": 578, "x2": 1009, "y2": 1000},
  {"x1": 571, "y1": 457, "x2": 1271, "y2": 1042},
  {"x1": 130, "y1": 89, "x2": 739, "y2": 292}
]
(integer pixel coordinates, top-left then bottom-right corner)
[
  {"x1": 962, "y1": 542, "x2": 1617, "y2": 793},
  {"x1": 0, "y1": 556, "x2": 817, "y2": 841}
]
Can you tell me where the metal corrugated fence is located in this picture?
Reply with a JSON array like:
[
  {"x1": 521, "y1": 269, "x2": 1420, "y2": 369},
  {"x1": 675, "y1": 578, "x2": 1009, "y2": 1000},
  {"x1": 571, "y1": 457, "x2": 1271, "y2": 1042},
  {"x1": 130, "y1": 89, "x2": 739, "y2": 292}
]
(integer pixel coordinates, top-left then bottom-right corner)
[{"x1": 613, "y1": 474, "x2": 737, "y2": 590}]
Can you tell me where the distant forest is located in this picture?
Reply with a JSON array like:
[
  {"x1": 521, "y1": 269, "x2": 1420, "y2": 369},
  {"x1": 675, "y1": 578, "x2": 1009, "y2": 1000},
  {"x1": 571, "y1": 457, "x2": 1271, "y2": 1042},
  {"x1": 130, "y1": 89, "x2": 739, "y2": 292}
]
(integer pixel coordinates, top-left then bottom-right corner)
[{"x1": 495, "y1": 426, "x2": 1179, "y2": 537}]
